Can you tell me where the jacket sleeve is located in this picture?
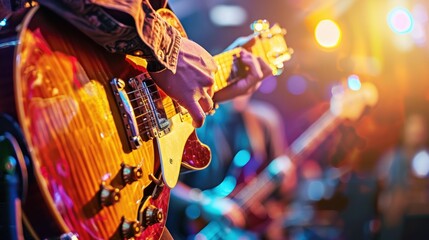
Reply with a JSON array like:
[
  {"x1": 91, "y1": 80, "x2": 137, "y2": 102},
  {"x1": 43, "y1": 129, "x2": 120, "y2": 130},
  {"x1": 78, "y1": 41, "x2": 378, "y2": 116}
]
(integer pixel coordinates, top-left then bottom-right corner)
[{"x1": 37, "y1": 0, "x2": 181, "y2": 73}]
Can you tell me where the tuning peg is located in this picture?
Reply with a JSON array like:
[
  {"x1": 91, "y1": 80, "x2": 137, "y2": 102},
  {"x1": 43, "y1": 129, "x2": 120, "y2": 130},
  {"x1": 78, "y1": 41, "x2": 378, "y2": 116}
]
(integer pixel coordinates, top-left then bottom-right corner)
[{"x1": 251, "y1": 20, "x2": 270, "y2": 33}]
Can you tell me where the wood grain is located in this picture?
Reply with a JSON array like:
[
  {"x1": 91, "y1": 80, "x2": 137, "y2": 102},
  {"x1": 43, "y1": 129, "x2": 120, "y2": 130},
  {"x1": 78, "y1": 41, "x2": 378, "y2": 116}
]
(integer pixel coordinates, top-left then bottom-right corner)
[{"x1": 14, "y1": 7, "x2": 167, "y2": 239}]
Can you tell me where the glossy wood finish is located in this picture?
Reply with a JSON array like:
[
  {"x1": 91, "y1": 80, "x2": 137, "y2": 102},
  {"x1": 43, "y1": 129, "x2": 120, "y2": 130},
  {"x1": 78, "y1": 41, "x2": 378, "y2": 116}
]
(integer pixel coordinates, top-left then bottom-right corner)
[
  {"x1": 3, "y1": 6, "x2": 292, "y2": 239},
  {"x1": 14, "y1": 7, "x2": 167, "y2": 239}
]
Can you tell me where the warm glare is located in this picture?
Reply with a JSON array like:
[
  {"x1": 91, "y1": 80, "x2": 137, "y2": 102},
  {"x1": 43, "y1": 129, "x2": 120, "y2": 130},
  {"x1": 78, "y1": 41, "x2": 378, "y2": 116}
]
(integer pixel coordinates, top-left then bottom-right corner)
[{"x1": 315, "y1": 19, "x2": 342, "y2": 48}]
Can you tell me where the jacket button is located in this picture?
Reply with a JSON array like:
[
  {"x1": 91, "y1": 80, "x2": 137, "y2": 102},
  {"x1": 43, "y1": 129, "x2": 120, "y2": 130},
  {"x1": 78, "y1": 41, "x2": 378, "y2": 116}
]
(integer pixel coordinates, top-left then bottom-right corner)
[{"x1": 157, "y1": 50, "x2": 165, "y2": 61}]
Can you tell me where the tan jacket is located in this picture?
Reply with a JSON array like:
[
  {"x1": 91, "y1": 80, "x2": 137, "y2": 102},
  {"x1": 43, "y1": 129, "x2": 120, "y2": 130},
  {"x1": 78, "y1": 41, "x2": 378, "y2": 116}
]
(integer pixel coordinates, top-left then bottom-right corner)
[{"x1": 1, "y1": 0, "x2": 181, "y2": 72}]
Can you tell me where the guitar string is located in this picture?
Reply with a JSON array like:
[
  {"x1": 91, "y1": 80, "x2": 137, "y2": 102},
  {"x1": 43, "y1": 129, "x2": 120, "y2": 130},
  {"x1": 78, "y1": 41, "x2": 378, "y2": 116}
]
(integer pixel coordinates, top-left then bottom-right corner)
[
  {"x1": 124, "y1": 55, "x2": 240, "y2": 123},
  {"x1": 123, "y1": 48, "x2": 263, "y2": 133},
  {"x1": 124, "y1": 50, "x2": 241, "y2": 96},
  {"x1": 126, "y1": 54, "x2": 239, "y2": 102}
]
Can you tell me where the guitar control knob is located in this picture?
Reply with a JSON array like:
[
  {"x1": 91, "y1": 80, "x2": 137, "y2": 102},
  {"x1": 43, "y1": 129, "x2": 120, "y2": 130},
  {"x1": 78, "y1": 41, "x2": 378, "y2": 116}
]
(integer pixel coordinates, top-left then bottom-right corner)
[
  {"x1": 142, "y1": 205, "x2": 163, "y2": 227},
  {"x1": 100, "y1": 184, "x2": 121, "y2": 207},
  {"x1": 122, "y1": 164, "x2": 143, "y2": 184},
  {"x1": 121, "y1": 218, "x2": 142, "y2": 239}
]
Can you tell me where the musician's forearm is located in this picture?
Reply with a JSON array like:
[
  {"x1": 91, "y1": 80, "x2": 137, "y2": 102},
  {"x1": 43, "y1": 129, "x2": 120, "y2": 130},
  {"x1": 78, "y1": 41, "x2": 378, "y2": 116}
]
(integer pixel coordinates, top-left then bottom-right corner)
[{"x1": 37, "y1": 0, "x2": 181, "y2": 73}]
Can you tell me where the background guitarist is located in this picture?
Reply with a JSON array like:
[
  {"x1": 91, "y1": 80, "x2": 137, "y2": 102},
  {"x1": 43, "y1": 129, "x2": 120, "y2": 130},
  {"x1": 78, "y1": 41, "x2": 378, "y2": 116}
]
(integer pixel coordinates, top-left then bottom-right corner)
[{"x1": 167, "y1": 95, "x2": 288, "y2": 239}]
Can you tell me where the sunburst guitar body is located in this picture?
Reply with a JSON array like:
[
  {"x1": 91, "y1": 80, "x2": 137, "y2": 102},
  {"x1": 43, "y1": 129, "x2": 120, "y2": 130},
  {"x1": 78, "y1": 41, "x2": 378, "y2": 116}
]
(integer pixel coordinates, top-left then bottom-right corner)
[{"x1": 0, "y1": 6, "x2": 292, "y2": 239}]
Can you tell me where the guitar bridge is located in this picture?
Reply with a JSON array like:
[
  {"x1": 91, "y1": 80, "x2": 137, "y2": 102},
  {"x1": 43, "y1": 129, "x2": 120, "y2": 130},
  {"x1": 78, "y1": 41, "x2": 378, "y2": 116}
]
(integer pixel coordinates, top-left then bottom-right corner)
[{"x1": 110, "y1": 73, "x2": 171, "y2": 149}]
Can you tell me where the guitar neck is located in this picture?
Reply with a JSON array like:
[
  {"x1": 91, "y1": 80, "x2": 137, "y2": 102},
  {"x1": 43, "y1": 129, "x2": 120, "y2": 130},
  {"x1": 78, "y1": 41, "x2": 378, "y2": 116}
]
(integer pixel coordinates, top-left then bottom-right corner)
[
  {"x1": 212, "y1": 48, "x2": 246, "y2": 92},
  {"x1": 289, "y1": 111, "x2": 341, "y2": 161},
  {"x1": 234, "y1": 170, "x2": 278, "y2": 210}
]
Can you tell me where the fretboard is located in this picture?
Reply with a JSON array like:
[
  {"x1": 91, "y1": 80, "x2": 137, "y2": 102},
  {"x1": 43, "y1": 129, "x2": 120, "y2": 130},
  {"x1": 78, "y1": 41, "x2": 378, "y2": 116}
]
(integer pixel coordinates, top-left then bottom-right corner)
[{"x1": 212, "y1": 48, "x2": 244, "y2": 92}]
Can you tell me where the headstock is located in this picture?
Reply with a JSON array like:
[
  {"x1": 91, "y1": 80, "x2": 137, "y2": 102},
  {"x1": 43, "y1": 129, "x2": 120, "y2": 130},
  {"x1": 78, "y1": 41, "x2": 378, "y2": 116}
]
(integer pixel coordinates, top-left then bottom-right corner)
[
  {"x1": 248, "y1": 20, "x2": 293, "y2": 76},
  {"x1": 330, "y1": 81, "x2": 379, "y2": 120}
]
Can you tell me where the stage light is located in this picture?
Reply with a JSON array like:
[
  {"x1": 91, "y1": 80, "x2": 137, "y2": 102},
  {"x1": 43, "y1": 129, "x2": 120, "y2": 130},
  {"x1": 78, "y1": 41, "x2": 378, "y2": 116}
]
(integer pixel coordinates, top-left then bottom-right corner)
[
  {"x1": 314, "y1": 19, "x2": 341, "y2": 48},
  {"x1": 412, "y1": 150, "x2": 429, "y2": 177},
  {"x1": 347, "y1": 74, "x2": 361, "y2": 91},
  {"x1": 209, "y1": 5, "x2": 247, "y2": 27},
  {"x1": 388, "y1": 7, "x2": 414, "y2": 34},
  {"x1": 287, "y1": 75, "x2": 308, "y2": 95}
]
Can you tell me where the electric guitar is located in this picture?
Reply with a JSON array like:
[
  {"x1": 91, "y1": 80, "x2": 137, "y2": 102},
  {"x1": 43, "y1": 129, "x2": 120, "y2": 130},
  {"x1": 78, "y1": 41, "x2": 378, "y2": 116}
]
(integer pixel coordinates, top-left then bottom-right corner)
[
  {"x1": 0, "y1": 6, "x2": 292, "y2": 240},
  {"x1": 192, "y1": 82, "x2": 379, "y2": 239}
]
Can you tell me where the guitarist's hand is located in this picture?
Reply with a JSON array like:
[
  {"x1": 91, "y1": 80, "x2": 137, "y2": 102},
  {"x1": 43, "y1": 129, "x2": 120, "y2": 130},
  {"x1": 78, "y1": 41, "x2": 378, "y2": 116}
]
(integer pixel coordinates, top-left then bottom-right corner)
[
  {"x1": 149, "y1": 38, "x2": 218, "y2": 128},
  {"x1": 213, "y1": 49, "x2": 272, "y2": 102},
  {"x1": 200, "y1": 196, "x2": 246, "y2": 228}
]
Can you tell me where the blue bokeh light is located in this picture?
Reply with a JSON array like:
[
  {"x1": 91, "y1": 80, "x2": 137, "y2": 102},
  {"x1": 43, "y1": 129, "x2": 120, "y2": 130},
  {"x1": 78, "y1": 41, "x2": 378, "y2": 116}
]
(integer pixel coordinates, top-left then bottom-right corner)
[
  {"x1": 233, "y1": 149, "x2": 251, "y2": 167},
  {"x1": 185, "y1": 204, "x2": 201, "y2": 220},
  {"x1": 212, "y1": 176, "x2": 237, "y2": 197},
  {"x1": 0, "y1": 18, "x2": 7, "y2": 27},
  {"x1": 347, "y1": 74, "x2": 361, "y2": 91}
]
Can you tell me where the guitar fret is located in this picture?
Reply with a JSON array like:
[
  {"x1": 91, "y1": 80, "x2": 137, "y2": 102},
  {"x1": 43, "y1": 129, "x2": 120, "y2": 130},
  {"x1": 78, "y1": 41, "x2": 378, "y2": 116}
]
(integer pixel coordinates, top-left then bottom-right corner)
[
  {"x1": 215, "y1": 61, "x2": 228, "y2": 89},
  {"x1": 214, "y1": 70, "x2": 224, "y2": 91},
  {"x1": 252, "y1": 37, "x2": 268, "y2": 63},
  {"x1": 213, "y1": 48, "x2": 242, "y2": 91}
]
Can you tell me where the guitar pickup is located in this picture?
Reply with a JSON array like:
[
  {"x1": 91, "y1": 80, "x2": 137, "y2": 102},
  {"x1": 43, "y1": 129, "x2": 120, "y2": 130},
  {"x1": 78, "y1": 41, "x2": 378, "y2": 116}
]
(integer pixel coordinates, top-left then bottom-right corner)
[{"x1": 111, "y1": 78, "x2": 144, "y2": 149}]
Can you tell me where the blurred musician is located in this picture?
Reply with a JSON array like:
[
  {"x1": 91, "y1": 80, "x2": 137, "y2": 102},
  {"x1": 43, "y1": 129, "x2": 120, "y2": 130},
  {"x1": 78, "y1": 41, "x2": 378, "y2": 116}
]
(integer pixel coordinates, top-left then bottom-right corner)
[
  {"x1": 377, "y1": 104, "x2": 429, "y2": 240},
  {"x1": 167, "y1": 95, "x2": 287, "y2": 239}
]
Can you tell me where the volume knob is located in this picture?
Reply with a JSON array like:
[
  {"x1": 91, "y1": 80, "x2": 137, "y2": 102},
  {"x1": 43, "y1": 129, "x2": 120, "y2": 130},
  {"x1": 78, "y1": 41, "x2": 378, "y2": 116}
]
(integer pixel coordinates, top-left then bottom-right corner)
[
  {"x1": 142, "y1": 205, "x2": 164, "y2": 227},
  {"x1": 121, "y1": 218, "x2": 142, "y2": 239},
  {"x1": 122, "y1": 164, "x2": 143, "y2": 184},
  {"x1": 100, "y1": 184, "x2": 121, "y2": 207}
]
